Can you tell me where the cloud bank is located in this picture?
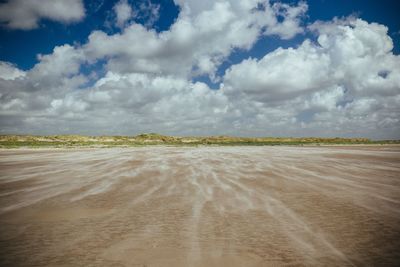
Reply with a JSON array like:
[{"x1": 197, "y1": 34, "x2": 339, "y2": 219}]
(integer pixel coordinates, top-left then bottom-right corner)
[{"x1": 0, "y1": 0, "x2": 399, "y2": 139}]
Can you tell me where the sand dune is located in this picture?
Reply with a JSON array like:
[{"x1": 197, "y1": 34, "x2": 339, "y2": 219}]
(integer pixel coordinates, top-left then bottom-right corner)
[{"x1": 0, "y1": 146, "x2": 400, "y2": 266}]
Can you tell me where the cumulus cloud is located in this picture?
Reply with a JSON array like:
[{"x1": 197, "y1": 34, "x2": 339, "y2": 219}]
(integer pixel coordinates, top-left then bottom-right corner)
[
  {"x1": 224, "y1": 18, "x2": 400, "y2": 100},
  {"x1": 0, "y1": 1, "x2": 399, "y2": 139},
  {"x1": 0, "y1": 61, "x2": 26, "y2": 80},
  {"x1": 224, "y1": 40, "x2": 331, "y2": 102},
  {"x1": 223, "y1": 18, "x2": 400, "y2": 137},
  {"x1": 30, "y1": 45, "x2": 85, "y2": 83},
  {"x1": 0, "y1": 0, "x2": 85, "y2": 29},
  {"x1": 85, "y1": 0, "x2": 307, "y2": 80}
]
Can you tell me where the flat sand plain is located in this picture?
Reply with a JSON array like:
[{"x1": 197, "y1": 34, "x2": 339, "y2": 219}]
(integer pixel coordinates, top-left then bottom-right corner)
[{"x1": 0, "y1": 146, "x2": 399, "y2": 266}]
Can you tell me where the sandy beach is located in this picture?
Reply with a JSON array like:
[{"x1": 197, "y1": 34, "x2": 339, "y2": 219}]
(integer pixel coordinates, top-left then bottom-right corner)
[{"x1": 0, "y1": 146, "x2": 399, "y2": 266}]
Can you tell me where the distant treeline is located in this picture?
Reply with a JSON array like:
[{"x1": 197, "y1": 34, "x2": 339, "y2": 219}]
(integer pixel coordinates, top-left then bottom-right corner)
[{"x1": 0, "y1": 133, "x2": 398, "y2": 148}]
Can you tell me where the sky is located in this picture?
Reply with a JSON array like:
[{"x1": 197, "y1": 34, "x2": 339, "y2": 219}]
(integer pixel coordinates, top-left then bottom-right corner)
[{"x1": 0, "y1": 0, "x2": 399, "y2": 139}]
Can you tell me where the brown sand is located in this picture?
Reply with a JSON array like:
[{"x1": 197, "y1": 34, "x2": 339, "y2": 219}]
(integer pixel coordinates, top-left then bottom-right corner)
[{"x1": 0, "y1": 146, "x2": 399, "y2": 266}]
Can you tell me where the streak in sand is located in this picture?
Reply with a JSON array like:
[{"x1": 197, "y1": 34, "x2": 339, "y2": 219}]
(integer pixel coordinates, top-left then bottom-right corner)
[{"x1": 0, "y1": 146, "x2": 399, "y2": 266}]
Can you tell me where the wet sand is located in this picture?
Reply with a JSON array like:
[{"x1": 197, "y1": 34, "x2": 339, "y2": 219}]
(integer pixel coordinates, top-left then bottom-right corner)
[{"x1": 0, "y1": 146, "x2": 399, "y2": 266}]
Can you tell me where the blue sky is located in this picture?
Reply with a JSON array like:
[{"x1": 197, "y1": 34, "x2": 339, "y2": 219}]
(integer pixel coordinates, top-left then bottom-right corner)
[{"x1": 0, "y1": 0, "x2": 399, "y2": 138}]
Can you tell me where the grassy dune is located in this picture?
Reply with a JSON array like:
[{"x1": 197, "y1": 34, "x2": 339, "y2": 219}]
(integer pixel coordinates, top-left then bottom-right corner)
[{"x1": 0, "y1": 133, "x2": 398, "y2": 148}]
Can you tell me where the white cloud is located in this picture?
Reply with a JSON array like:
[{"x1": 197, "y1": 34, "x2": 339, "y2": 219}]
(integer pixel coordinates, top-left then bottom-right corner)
[
  {"x1": 223, "y1": 17, "x2": 400, "y2": 138},
  {"x1": 0, "y1": 2, "x2": 399, "y2": 139},
  {"x1": 114, "y1": 0, "x2": 133, "y2": 28},
  {"x1": 224, "y1": 18, "x2": 400, "y2": 99},
  {"x1": 111, "y1": 0, "x2": 160, "y2": 29},
  {"x1": 260, "y1": 1, "x2": 308, "y2": 39},
  {"x1": 0, "y1": 0, "x2": 85, "y2": 30},
  {"x1": 31, "y1": 45, "x2": 84, "y2": 80},
  {"x1": 0, "y1": 61, "x2": 26, "y2": 80},
  {"x1": 84, "y1": 0, "x2": 307, "y2": 80},
  {"x1": 224, "y1": 40, "x2": 331, "y2": 102}
]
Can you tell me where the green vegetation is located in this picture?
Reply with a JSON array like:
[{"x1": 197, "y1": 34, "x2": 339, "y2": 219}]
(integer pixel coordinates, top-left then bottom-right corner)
[{"x1": 0, "y1": 134, "x2": 399, "y2": 148}]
